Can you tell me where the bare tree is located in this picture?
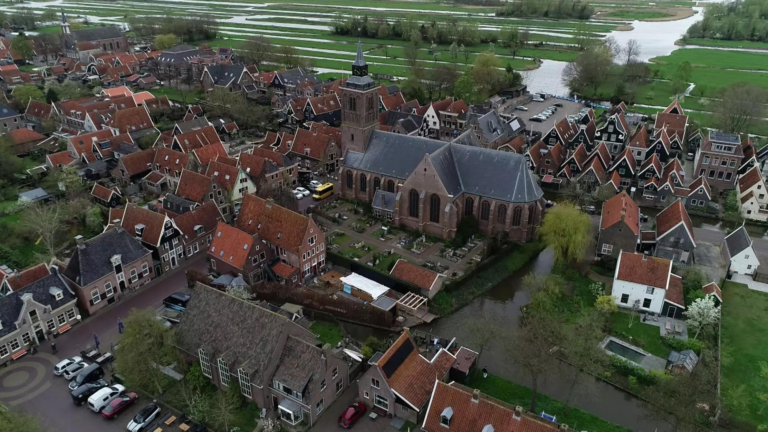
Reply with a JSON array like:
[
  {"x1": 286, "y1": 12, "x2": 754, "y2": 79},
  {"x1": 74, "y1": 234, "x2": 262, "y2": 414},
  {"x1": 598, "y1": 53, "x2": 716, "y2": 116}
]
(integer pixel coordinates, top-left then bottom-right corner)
[
  {"x1": 242, "y1": 35, "x2": 273, "y2": 70},
  {"x1": 714, "y1": 82, "x2": 768, "y2": 134},
  {"x1": 22, "y1": 202, "x2": 62, "y2": 259},
  {"x1": 467, "y1": 315, "x2": 500, "y2": 367},
  {"x1": 562, "y1": 43, "x2": 614, "y2": 97},
  {"x1": 559, "y1": 310, "x2": 606, "y2": 415},
  {"x1": 623, "y1": 39, "x2": 641, "y2": 65}
]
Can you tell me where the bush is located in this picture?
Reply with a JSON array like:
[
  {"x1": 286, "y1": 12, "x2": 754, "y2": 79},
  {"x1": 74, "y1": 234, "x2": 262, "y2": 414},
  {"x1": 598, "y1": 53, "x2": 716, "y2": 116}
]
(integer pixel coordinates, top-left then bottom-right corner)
[
  {"x1": 608, "y1": 356, "x2": 659, "y2": 386},
  {"x1": 662, "y1": 336, "x2": 705, "y2": 355},
  {"x1": 450, "y1": 215, "x2": 479, "y2": 247}
]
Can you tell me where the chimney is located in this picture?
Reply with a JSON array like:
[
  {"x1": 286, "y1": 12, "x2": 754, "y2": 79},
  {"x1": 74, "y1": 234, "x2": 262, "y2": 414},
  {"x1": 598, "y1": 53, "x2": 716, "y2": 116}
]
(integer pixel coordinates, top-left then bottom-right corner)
[
  {"x1": 265, "y1": 198, "x2": 274, "y2": 209},
  {"x1": 513, "y1": 406, "x2": 522, "y2": 421},
  {"x1": 75, "y1": 235, "x2": 85, "y2": 248},
  {"x1": 471, "y1": 389, "x2": 480, "y2": 403}
]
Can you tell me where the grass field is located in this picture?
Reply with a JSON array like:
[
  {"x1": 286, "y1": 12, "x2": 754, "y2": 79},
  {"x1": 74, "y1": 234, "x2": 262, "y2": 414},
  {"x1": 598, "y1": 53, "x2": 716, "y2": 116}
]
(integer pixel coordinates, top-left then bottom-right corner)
[
  {"x1": 721, "y1": 281, "x2": 768, "y2": 428},
  {"x1": 310, "y1": 321, "x2": 344, "y2": 346},
  {"x1": 467, "y1": 371, "x2": 629, "y2": 432},
  {"x1": 603, "y1": 10, "x2": 674, "y2": 19},
  {"x1": 609, "y1": 312, "x2": 670, "y2": 358},
  {"x1": 652, "y1": 48, "x2": 768, "y2": 72},
  {"x1": 681, "y1": 38, "x2": 768, "y2": 50}
]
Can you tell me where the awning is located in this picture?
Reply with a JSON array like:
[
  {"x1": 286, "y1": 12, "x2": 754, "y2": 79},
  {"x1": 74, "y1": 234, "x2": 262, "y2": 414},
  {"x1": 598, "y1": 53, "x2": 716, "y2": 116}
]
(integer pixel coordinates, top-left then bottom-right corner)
[
  {"x1": 278, "y1": 397, "x2": 302, "y2": 414},
  {"x1": 58, "y1": 324, "x2": 72, "y2": 334},
  {"x1": 541, "y1": 175, "x2": 554, "y2": 183},
  {"x1": 12, "y1": 349, "x2": 27, "y2": 360}
]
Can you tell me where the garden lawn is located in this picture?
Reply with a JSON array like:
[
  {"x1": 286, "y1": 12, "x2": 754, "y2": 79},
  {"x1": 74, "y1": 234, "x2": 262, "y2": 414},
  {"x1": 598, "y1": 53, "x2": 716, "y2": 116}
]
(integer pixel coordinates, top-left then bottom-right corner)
[
  {"x1": 371, "y1": 253, "x2": 400, "y2": 273},
  {"x1": 467, "y1": 372, "x2": 629, "y2": 432},
  {"x1": 310, "y1": 321, "x2": 344, "y2": 346},
  {"x1": 652, "y1": 48, "x2": 768, "y2": 72},
  {"x1": 721, "y1": 281, "x2": 768, "y2": 428},
  {"x1": 340, "y1": 244, "x2": 374, "y2": 260},
  {"x1": 331, "y1": 232, "x2": 352, "y2": 246},
  {"x1": 609, "y1": 312, "x2": 670, "y2": 358},
  {"x1": 149, "y1": 87, "x2": 203, "y2": 103},
  {"x1": 683, "y1": 38, "x2": 768, "y2": 50}
]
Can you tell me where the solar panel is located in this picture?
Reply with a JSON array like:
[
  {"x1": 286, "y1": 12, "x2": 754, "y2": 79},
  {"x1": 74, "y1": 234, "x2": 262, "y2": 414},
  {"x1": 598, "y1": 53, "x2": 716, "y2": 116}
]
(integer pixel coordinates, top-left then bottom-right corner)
[
  {"x1": 709, "y1": 131, "x2": 740, "y2": 145},
  {"x1": 381, "y1": 338, "x2": 414, "y2": 378}
]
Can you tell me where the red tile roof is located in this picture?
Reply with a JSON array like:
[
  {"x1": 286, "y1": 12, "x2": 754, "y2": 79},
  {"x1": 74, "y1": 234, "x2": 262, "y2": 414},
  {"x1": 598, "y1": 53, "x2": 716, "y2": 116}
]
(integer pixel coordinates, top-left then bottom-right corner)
[
  {"x1": 192, "y1": 142, "x2": 228, "y2": 167},
  {"x1": 376, "y1": 331, "x2": 455, "y2": 409},
  {"x1": 309, "y1": 123, "x2": 341, "y2": 144},
  {"x1": 6, "y1": 263, "x2": 50, "y2": 291},
  {"x1": 381, "y1": 93, "x2": 406, "y2": 111},
  {"x1": 567, "y1": 144, "x2": 589, "y2": 169},
  {"x1": 153, "y1": 147, "x2": 189, "y2": 175},
  {"x1": 423, "y1": 381, "x2": 561, "y2": 432},
  {"x1": 119, "y1": 148, "x2": 156, "y2": 177},
  {"x1": 628, "y1": 124, "x2": 649, "y2": 149},
  {"x1": 91, "y1": 183, "x2": 119, "y2": 202},
  {"x1": 69, "y1": 129, "x2": 115, "y2": 161},
  {"x1": 25, "y1": 100, "x2": 52, "y2": 119},
  {"x1": 208, "y1": 222, "x2": 254, "y2": 271},
  {"x1": 109, "y1": 106, "x2": 154, "y2": 134},
  {"x1": 688, "y1": 176, "x2": 711, "y2": 199},
  {"x1": 308, "y1": 93, "x2": 340, "y2": 115},
  {"x1": 172, "y1": 201, "x2": 222, "y2": 243},
  {"x1": 664, "y1": 98, "x2": 684, "y2": 115},
  {"x1": 291, "y1": 128, "x2": 332, "y2": 161},
  {"x1": 8, "y1": 128, "x2": 45, "y2": 144},
  {"x1": 205, "y1": 160, "x2": 240, "y2": 193},
  {"x1": 390, "y1": 260, "x2": 441, "y2": 291},
  {"x1": 617, "y1": 252, "x2": 671, "y2": 288},
  {"x1": 121, "y1": 204, "x2": 169, "y2": 246},
  {"x1": 666, "y1": 274, "x2": 685, "y2": 307},
  {"x1": 444, "y1": 100, "x2": 468, "y2": 115},
  {"x1": 553, "y1": 117, "x2": 577, "y2": 143},
  {"x1": 639, "y1": 154, "x2": 662, "y2": 178},
  {"x1": 272, "y1": 261, "x2": 298, "y2": 279},
  {"x1": 610, "y1": 147, "x2": 636, "y2": 174},
  {"x1": 47, "y1": 151, "x2": 76, "y2": 167},
  {"x1": 174, "y1": 125, "x2": 221, "y2": 153},
  {"x1": 601, "y1": 191, "x2": 639, "y2": 235},
  {"x1": 580, "y1": 156, "x2": 606, "y2": 181},
  {"x1": 738, "y1": 165, "x2": 763, "y2": 192},
  {"x1": 176, "y1": 169, "x2": 212, "y2": 203},
  {"x1": 501, "y1": 136, "x2": 525, "y2": 154},
  {"x1": 656, "y1": 199, "x2": 695, "y2": 244},
  {"x1": 590, "y1": 141, "x2": 611, "y2": 169},
  {"x1": 655, "y1": 113, "x2": 687, "y2": 142},
  {"x1": 702, "y1": 282, "x2": 722, "y2": 303},
  {"x1": 235, "y1": 195, "x2": 313, "y2": 253},
  {"x1": 527, "y1": 141, "x2": 547, "y2": 166},
  {"x1": 144, "y1": 171, "x2": 166, "y2": 184}
]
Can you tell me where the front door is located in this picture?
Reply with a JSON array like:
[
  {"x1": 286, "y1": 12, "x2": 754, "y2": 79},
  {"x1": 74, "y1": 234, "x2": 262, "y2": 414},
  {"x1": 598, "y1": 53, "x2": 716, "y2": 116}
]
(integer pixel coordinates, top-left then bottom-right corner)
[
  {"x1": 272, "y1": 395, "x2": 279, "y2": 411},
  {"x1": 667, "y1": 306, "x2": 677, "y2": 318},
  {"x1": 34, "y1": 325, "x2": 45, "y2": 343}
]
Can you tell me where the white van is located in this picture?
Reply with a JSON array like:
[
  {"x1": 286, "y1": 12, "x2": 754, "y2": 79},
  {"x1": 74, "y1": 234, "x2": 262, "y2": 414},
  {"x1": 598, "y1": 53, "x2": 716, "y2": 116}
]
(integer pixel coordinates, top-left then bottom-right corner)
[{"x1": 88, "y1": 384, "x2": 125, "y2": 413}]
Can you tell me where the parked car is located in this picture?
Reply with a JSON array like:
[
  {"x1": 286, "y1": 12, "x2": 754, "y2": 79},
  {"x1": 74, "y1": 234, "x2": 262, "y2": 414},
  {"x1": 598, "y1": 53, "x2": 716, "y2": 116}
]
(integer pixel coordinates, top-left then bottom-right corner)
[
  {"x1": 88, "y1": 385, "x2": 126, "y2": 413},
  {"x1": 69, "y1": 364, "x2": 105, "y2": 390},
  {"x1": 582, "y1": 205, "x2": 596, "y2": 214},
  {"x1": 640, "y1": 213, "x2": 649, "y2": 222},
  {"x1": 338, "y1": 402, "x2": 366, "y2": 429},
  {"x1": 686, "y1": 152, "x2": 694, "y2": 161},
  {"x1": 548, "y1": 106, "x2": 557, "y2": 111},
  {"x1": 71, "y1": 379, "x2": 109, "y2": 406},
  {"x1": 54, "y1": 356, "x2": 83, "y2": 376},
  {"x1": 293, "y1": 190, "x2": 303, "y2": 200},
  {"x1": 530, "y1": 116, "x2": 544, "y2": 123},
  {"x1": 62, "y1": 361, "x2": 90, "y2": 380},
  {"x1": 545, "y1": 200, "x2": 556, "y2": 208},
  {"x1": 309, "y1": 180, "x2": 323, "y2": 190},
  {"x1": 295, "y1": 187, "x2": 310, "y2": 197},
  {"x1": 554, "y1": 102, "x2": 564, "y2": 107},
  {"x1": 127, "y1": 401, "x2": 162, "y2": 430},
  {"x1": 532, "y1": 97, "x2": 544, "y2": 102},
  {"x1": 515, "y1": 106, "x2": 528, "y2": 111},
  {"x1": 163, "y1": 292, "x2": 191, "y2": 312},
  {"x1": 101, "y1": 392, "x2": 138, "y2": 419}
]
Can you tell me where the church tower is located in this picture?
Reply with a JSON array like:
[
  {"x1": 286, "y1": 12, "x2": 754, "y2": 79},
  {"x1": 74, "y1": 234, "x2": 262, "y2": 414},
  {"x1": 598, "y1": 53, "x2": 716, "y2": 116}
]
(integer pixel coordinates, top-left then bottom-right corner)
[
  {"x1": 340, "y1": 41, "x2": 379, "y2": 155},
  {"x1": 60, "y1": 11, "x2": 70, "y2": 35}
]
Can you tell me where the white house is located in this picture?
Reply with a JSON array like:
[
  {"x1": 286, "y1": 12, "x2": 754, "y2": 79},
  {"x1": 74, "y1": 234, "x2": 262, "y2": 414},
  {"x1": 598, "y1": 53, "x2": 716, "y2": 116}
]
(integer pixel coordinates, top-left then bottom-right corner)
[
  {"x1": 722, "y1": 225, "x2": 760, "y2": 275},
  {"x1": 737, "y1": 165, "x2": 768, "y2": 222},
  {"x1": 612, "y1": 252, "x2": 686, "y2": 319}
]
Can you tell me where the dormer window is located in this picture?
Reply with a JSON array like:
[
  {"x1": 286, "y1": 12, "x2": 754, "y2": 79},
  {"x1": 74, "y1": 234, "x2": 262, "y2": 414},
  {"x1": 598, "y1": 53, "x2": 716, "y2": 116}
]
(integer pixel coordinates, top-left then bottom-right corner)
[
  {"x1": 440, "y1": 407, "x2": 453, "y2": 427},
  {"x1": 135, "y1": 224, "x2": 145, "y2": 237},
  {"x1": 49, "y1": 287, "x2": 64, "y2": 301}
]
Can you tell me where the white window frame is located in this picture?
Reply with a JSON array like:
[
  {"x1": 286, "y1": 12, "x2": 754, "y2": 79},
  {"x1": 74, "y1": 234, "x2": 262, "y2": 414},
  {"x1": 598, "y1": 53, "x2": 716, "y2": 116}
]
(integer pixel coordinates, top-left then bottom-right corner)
[
  {"x1": 130, "y1": 268, "x2": 138, "y2": 282},
  {"x1": 91, "y1": 289, "x2": 101, "y2": 305},
  {"x1": 142, "y1": 262, "x2": 149, "y2": 276},
  {"x1": 364, "y1": 391, "x2": 369, "y2": 399},
  {"x1": 9, "y1": 338, "x2": 20, "y2": 352},
  {"x1": 372, "y1": 377, "x2": 380, "y2": 389},
  {"x1": 46, "y1": 319, "x2": 55, "y2": 331},
  {"x1": 238, "y1": 368, "x2": 252, "y2": 398},
  {"x1": 0, "y1": 344, "x2": 7, "y2": 358},
  {"x1": 199, "y1": 349, "x2": 212, "y2": 377},
  {"x1": 336, "y1": 378, "x2": 343, "y2": 394},
  {"x1": 218, "y1": 358, "x2": 230, "y2": 386},
  {"x1": 21, "y1": 332, "x2": 31, "y2": 346},
  {"x1": 374, "y1": 394, "x2": 389, "y2": 410},
  {"x1": 66, "y1": 308, "x2": 77, "y2": 320},
  {"x1": 105, "y1": 282, "x2": 114, "y2": 298},
  {"x1": 316, "y1": 398, "x2": 324, "y2": 414},
  {"x1": 601, "y1": 244, "x2": 613, "y2": 255},
  {"x1": 57, "y1": 313, "x2": 66, "y2": 326}
]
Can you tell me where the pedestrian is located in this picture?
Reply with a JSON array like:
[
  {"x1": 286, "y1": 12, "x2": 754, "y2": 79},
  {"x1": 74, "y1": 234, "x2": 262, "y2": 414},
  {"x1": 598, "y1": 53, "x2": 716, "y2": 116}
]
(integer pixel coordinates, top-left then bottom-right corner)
[
  {"x1": 118, "y1": 317, "x2": 124, "y2": 334},
  {"x1": 50, "y1": 341, "x2": 57, "y2": 354}
]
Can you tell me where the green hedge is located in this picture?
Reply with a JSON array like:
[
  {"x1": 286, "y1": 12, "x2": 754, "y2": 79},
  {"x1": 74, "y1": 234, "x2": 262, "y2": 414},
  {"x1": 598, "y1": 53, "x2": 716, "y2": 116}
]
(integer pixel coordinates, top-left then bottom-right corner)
[
  {"x1": 608, "y1": 356, "x2": 658, "y2": 386},
  {"x1": 662, "y1": 336, "x2": 705, "y2": 355}
]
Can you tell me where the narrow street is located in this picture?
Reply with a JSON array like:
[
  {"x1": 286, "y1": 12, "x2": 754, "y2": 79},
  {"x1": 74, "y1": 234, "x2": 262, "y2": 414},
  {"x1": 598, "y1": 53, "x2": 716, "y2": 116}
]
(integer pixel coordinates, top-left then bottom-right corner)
[{"x1": 0, "y1": 257, "x2": 208, "y2": 432}]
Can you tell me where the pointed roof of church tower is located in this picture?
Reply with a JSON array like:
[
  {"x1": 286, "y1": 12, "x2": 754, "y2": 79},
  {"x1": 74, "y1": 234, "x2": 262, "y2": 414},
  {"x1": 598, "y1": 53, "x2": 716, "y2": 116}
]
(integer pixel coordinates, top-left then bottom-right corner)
[{"x1": 353, "y1": 40, "x2": 366, "y2": 67}]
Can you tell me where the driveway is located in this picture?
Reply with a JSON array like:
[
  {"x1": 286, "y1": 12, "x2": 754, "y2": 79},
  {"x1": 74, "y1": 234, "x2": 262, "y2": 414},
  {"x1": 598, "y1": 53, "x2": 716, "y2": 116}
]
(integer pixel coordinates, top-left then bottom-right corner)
[
  {"x1": 311, "y1": 384, "x2": 396, "y2": 432},
  {"x1": 693, "y1": 242, "x2": 727, "y2": 282},
  {"x1": 732, "y1": 273, "x2": 768, "y2": 293},
  {"x1": 503, "y1": 98, "x2": 585, "y2": 135}
]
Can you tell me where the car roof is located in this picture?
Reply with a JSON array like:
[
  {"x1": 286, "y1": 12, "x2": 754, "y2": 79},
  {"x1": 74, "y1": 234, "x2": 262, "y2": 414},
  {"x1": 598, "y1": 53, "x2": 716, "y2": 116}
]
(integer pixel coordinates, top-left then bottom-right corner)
[{"x1": 168, "y1": 292, "x2": 191, "y2": 301}]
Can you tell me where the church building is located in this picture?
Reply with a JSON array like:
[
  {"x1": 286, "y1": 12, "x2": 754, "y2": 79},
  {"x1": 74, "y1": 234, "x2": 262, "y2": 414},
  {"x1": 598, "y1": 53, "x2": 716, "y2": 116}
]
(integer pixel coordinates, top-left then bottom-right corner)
[
  {"x1": 340, "y1": 44, "x2": 545, "y2": 241},
  {"x1": 60, "y1": 12, "x2": 129, "y2": 62}
]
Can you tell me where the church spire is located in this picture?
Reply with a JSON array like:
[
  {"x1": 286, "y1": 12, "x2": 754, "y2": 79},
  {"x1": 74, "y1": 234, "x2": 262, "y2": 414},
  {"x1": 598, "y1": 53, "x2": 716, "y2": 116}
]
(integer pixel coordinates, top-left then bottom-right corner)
[
  {"x1": 351, "y1": 40, "x2": 368, "y2": 77},
  {"x1": 60, "y1": 10, "x2": 70, "y2": 34}
]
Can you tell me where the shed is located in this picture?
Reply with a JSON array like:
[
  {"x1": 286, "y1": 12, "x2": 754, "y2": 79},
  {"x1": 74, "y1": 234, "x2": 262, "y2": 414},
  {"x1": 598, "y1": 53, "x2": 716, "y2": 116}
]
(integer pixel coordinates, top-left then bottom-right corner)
[
  {"x1": 667, "y1": 350, "x2": 699, "y2": 374},
  {"x1": 18, "y1": 187, "x2": 53, "y2": 203},
  {"x1": 340, "y1": 273, "x2": 389, "y2": 302},
  {"x1": 449, "y1": 346, "x2": 478, "y2": 383}
]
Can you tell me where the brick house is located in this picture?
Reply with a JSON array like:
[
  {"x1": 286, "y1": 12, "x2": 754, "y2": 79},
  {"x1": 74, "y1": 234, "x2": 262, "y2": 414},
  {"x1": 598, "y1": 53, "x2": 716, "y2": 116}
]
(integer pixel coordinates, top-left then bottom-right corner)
[
  {"x1": 303, "y1": 93, "x2": 341, "y2": 126},
  {"x1": 175, "y1": 284, "x2": 349, "y2": 427},
  {"x1": 207, "y1": 222, "x2": 271, "y2": 284},
  {"x1": 24, "y1": 99, "x2": 53, "y2": 131},
  {"x1": 62, "y1": 229, "x2": 154, "y2": 315},
  {"x1": 654, "y1": 199, "x2": 696, "y2": 264},
  {"x1": 201, "y1": 64, "x2": 253, "y2": 92},
  {"x1": 171, "y1": 201, "x2": 223, "y2": 263},
  {"x1": 0, "y1": 103, "x2": 24, "y2": 135},
  {"x1": 239, "y1": 148, "x2": 298, "y2": 190},
  {"x1": 118, "y1": 204, "x2": 185, "y2": 275},
  {"x1": 112, "y1": 148, "x2": 156, "y2": 185},
  {"x1": 235, "y1": 195, "x2": 325, "y2": 284},
  {"x1": 205, "y1": 160, "x2": 256, "y2": 218},
  {"x1": 357, "y1": 330, "x2": 455, "y2": 424},
  {"x1": 287, "y1": 128, "x2": 340, "y2": 174},
  {"x1": 90, "y1": 183, "x2": 122, "y2": 207},
  {"x1": 694, "y1": 131, "x2": 742, "y2": 192},
  {"x1": 597, "y1": 191, "x2": 639, "y2": 258},
  {"x1": 737, "y1": 165, "x2": 768, "y2": 221}
]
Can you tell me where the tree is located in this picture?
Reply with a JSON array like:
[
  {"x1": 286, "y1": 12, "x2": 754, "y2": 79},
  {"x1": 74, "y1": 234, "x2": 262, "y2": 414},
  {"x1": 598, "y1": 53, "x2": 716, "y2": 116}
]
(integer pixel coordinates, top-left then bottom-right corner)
[
  {"x1": 0, "y1": 409, "x2": 43, "y2": 432},
  {"x1": 138, "y1": 132, "x2": 159, "y2": 150},
  {"x1": 45, "y1": 87, "x2": 59, "y2": 103},
  {"x1": 378, "y1": 24, "x2": 390, "y2": 41},
  {"x1": 403, "y1": 44, "x2": 418, "y2": 68},
  {"x1": 41, "y1": 166, "x2": 87, "y2": 200},
  {"x1": 460, "y1": 44, "x2": 470, "y2": 64},
  {"x1": 10, "y1": 35, "x2": 34, "y2": 61},
  {"x1": 684, "y1": 296, "x2": 720, "y2": 339},
  {"x1": 560, "y1": 311, "x2": 606, "y2": 414},
  {"x1": 562, "y1": 43, "x2": 614, "y2": 96},
  {"x1": 674, "y1": 61, "x2": 692, "y2": 85},
  {"x1": 154, "y1": 34, "x2": 177, "y2": 50},
  {"x1": 467, "y1": 315, "x2": 499, "y2": 367},
  {"x1": 0, "y1": 136, "x2": 26, "y2": 184},
  {"x1": 210, "y1": 384, "x2": 243, "y2": 431},
  {"x1": 714, "y1": 82, "x2": 768, "y2": 134},
  {"x1": 434, "y1": 64, "x2": 459, "y2": 99},
  {"x1": 22, "y1": 203, "x2": 63, "y2": 259},
  {"x1": 116, "y1": 309, "x2": 180, "y2": 395},
  {"x1": 12, "y1": 84, "x2": 43, "y2": 106},
  {"x1": 242, "y1": 35, "x2": 273, "y2": 69},
  {"x1": 469, "y1": 52, "x2": 508, "y2": 100},
  {"x1": 622, "y1": 39, "x2": 641, "y2": 65},
  {"x1": 40, "y1": 8, "x2": 57, "y2": 25},
  {"x1": 539, "y1": 203, "x2": 591, "y2": 264},
  {"x1": 278, "y1": 45, "x2": 300, "y2": 68},
  {"x1": 449, "y1": 41, "x2": 458, "y2": 59},
  {"x1": 595, "y1": 295, "x2": 619, "y2": 315},
  {"x1": 410, "y1": 29, "x2": 422, "y2": 46}
]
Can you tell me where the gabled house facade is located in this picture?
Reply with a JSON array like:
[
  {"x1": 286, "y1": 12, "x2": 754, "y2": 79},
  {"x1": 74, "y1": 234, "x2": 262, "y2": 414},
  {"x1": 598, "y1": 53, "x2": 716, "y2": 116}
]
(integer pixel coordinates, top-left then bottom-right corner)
[
  {"x1": 654, "y1": 199, "x2": 696, "y2": 265},
  {"x1": 612, "y1": 252, "x2": 685, "y2": 318},
  {"x1": 737, "y1": 165, "x2": 768, "y2": 222},
  {"x1": 119, "y1": 204, "x2": 185, "y2": 275},
  {"x1": 597, "y1": 191, "x2": 639, "y2": 258},
  {"x1": 594, "y1": 112, "x2": 630, "y2": 157},
  {"x1": 721, "y1": 225, "x2": 760, "y2": 275}
]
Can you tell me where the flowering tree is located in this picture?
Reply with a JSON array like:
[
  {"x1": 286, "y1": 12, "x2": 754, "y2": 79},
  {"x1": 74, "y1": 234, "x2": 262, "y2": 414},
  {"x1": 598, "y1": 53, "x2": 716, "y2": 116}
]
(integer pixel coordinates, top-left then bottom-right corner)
[{"x1": 683, "y1": 295, "x2": 720, "y2": 339}]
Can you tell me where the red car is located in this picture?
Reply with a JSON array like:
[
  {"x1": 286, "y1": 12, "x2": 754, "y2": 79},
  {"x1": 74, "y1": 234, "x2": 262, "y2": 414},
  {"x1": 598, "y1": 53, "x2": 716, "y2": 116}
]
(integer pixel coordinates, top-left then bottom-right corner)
[
  {"x1": 338, "y1": 402, "x2": 366, "y2": 428},
  {"x1": 101, "y1": 392, "x2": 138, "y2": 419}
]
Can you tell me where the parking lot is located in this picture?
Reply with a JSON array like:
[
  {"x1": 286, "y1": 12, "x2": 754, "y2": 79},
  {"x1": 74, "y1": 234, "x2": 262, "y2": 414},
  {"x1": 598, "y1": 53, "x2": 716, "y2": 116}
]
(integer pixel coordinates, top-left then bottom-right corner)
[{"x1": 508, "y1": 98, "x2": 585, "y2": 135}]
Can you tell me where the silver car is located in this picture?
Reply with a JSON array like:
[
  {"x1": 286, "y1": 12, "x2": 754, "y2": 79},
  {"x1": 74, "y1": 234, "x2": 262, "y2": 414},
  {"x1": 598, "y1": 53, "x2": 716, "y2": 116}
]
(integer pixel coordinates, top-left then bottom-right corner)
[{"x1": 54, "y1": 356, "x2": 83, "y2": 376}]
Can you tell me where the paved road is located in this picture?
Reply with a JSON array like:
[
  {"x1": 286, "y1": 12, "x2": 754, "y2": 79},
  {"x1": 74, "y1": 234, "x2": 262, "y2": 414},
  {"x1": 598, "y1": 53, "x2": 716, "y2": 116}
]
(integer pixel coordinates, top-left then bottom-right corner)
[{"x1": 0, "y1": 257, "x2": 208, "y2": 432}]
